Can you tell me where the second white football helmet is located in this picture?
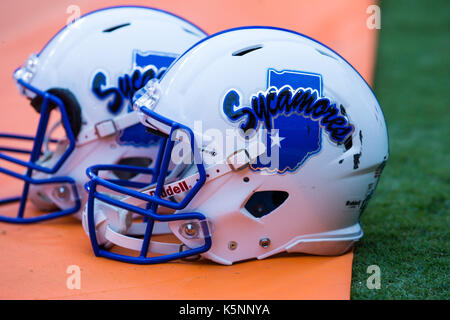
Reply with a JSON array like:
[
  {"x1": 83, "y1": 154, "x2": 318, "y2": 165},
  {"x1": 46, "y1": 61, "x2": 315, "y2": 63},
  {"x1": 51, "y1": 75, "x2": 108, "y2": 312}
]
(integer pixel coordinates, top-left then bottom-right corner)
[{"x1": 0, "y1": 6, "x2": 206, "y2": 223}]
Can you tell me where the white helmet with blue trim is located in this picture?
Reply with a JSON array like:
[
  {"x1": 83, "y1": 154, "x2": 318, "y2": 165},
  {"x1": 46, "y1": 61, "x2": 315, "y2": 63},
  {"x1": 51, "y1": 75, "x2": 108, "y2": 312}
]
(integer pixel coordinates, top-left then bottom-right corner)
[
  {"x1": 83, "y1": 27, "x2": 388, "y2": 265},
  {"x1": 0, "y1": 6, "x2": 206, "y2": 223}
]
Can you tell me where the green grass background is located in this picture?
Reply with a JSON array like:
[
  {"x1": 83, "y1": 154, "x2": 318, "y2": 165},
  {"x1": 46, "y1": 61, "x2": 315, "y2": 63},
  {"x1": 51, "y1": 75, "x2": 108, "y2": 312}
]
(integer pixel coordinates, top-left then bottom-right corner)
[{"x1": 350, "y1": 0, "x2": 449, "y2": 299}]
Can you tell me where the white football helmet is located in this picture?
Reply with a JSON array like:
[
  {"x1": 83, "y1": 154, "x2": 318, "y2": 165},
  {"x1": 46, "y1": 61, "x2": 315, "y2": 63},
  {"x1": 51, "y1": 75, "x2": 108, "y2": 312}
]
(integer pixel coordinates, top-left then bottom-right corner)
[
  {"x1": 83, "y1": 27, "x2": 389, "y2": 265},
  {"x1": 0, "y1": 6, "x2": 206, "y2": 223}
]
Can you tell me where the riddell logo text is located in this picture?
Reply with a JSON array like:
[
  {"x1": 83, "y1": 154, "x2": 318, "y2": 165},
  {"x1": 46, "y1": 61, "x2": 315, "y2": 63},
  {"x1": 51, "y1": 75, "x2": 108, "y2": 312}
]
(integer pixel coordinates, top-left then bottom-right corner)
[{"x1": 147, "y1": 181, "x2": 190, "y2": 198}]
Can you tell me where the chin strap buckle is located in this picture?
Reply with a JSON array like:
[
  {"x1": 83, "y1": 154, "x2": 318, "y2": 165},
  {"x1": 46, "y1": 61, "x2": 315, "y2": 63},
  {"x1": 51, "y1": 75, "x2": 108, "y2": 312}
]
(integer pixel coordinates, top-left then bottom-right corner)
[
  {"x1": 226, "y1": 149, "x2": 251, "y2": 171},
  {"x1": 94, "y1": 119, "x2": 118, "y2": 138}
]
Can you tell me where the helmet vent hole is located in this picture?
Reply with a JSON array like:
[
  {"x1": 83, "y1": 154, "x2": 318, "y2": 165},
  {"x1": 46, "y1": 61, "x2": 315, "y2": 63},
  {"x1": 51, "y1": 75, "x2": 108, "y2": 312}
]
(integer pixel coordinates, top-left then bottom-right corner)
[
  {"x1": 244, "y1": 191, "x2": 288, "y2": 218},
  {"x1": 182, "y1": 27, "x2": 204, "y2": 38},
  {"x1": 232, "y1": 45, "x2": 263, "y2": 56},
  {"x1": 315, "y1": 48, "x2": 338, "y2": 60},
  {"x1": 113, "y1": 157, "x2": 152, "y2": 180},
  {"x1": 103, "y1": 23, "x2": 131, "y2": 33}
]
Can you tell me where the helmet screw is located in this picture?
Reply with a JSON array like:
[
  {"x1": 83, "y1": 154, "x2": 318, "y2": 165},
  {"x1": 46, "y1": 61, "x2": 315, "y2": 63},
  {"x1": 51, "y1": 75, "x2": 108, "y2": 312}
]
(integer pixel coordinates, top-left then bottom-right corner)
[
  {"x1": 55, "y1": 185, "x2": 69, "y2": 200},
  {"x1": 228, "y1": 241, "x2": 238, "y2": 250},
  {"x1": 259, "y1": 238, "x2": 271, "y2": 248},
  {"x1": 183, "y1": 223, "x2": 197, "y2": 237}
]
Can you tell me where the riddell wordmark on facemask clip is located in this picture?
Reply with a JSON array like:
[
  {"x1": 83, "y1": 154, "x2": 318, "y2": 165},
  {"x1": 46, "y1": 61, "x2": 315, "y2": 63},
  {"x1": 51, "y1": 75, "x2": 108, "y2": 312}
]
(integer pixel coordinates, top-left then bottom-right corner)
[{"x1": 146, "y1": 181, "x2": 191, "y2": 198}]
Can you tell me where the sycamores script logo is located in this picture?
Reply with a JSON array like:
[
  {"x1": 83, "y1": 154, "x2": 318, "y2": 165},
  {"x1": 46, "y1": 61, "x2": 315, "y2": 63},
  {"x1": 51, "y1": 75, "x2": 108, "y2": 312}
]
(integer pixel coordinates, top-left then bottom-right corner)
[
  {"x1": 91, "y1": 50, "x2": 177, "y2": 147},
  {"x1": 222, "y1": 69, "x2": 354, "y2": 174}
]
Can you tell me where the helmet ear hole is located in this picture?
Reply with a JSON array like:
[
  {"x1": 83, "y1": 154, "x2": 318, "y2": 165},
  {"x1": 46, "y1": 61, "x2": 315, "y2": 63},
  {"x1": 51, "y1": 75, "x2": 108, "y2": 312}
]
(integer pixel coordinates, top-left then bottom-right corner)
[
  {"x1": 113, "y1": 157, "x2": 153, "y2": 180},
  {"x1": 244, "y1": 191, "x2": 289, "y2": 218},
  {"x1": 30, "y1": 88, "x2": 82, "y2": 139},
  {"x1": 47, "y1": 88, "x2": 82, "y2": 139}
]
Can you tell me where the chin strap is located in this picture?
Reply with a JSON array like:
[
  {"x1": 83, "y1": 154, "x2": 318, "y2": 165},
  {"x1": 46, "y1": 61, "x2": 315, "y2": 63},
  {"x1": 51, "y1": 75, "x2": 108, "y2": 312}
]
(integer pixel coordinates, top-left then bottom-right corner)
[
  {"x1": 77, "y1": 112, "x2": 140, "y2": 146},
  {"x1": 105, "y1": 224, "x2": 186, "y2": 254}
]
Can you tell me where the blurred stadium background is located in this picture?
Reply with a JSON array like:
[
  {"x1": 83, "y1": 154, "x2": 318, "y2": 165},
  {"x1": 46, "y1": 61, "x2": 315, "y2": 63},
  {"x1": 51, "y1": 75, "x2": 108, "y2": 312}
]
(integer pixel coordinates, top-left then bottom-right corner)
[{"x1": 351, "y1": 0, "x2": 449, "y2": 299}]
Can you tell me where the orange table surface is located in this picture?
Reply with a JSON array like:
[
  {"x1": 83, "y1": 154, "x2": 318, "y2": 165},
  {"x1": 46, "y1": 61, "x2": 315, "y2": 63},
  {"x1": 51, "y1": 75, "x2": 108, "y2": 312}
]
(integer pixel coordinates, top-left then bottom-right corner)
[{"x1": 0, "y1": 0, "x2": 378, "y2": 299}]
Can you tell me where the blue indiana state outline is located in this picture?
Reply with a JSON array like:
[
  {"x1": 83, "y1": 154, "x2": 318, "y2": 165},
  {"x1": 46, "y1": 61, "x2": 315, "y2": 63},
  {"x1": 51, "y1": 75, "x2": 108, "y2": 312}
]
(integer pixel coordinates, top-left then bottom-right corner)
[
  {"x1": 117, "y1": 51, "x2": 177, "y2": 147},
  {"x1": 251, "y1": 69, "x2": 323, "y2": 174}
]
